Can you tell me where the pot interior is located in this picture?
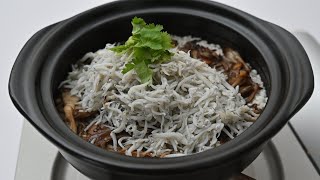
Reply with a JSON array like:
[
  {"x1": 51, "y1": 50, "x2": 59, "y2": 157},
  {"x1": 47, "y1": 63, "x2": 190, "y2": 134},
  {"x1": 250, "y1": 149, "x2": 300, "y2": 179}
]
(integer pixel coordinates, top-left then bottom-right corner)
[{"x1": 51, "y1": 13, "x2": 270, "y2": 98}]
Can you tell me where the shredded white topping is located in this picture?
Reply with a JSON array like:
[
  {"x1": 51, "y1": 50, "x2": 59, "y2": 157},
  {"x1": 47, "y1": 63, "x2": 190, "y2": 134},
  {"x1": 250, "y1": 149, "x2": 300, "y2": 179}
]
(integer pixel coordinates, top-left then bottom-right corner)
[
  {"x1": 249, "y1": 70, "x2": 268, "y2": 109},
  {"x1": 172, "y1": 35, "x2": 224, "y2": 56},
  {"x1": 61, "y1": 37, "x2": 267, "y2": 157}
]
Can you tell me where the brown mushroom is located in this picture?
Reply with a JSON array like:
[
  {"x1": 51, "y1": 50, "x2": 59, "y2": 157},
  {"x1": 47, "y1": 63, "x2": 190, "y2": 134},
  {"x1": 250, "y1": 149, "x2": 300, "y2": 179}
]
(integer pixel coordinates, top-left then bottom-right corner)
[
  {"x1": 62, "y1": 91, "x2": 79, "y2": 133},
  {"x1": 224, "y1": 48, "x2": 250, "y2": 71},
  {"x1": 246, "y1": 83, "x2": 260, "y2": 103}
]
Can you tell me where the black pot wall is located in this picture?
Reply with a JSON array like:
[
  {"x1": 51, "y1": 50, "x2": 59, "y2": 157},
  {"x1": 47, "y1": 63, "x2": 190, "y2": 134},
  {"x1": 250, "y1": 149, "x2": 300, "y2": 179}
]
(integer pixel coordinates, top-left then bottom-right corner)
[{"x1": 60, "y1": 143, "x2": 264, "y2": 180}]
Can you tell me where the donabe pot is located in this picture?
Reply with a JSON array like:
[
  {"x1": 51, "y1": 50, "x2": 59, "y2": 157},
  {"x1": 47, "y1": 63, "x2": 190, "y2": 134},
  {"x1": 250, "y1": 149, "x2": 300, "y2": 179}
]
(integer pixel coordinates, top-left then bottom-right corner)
[{"x1": 9, "y1": 0, "x2": 313, "y2": 179}]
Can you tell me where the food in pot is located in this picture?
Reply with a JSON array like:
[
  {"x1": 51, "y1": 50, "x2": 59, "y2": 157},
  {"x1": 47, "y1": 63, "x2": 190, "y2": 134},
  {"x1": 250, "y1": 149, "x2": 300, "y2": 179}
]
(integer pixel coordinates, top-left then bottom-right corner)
[{"x1": 56, "y1": 17, "x2": 267, "y2": 158}]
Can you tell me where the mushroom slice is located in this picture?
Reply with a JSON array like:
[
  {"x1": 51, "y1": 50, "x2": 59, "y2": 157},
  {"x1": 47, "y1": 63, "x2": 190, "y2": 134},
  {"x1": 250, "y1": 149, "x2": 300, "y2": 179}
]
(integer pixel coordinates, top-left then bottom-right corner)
[{"x1": 62, "y1": 91, "x2": 79, "y2": 133}]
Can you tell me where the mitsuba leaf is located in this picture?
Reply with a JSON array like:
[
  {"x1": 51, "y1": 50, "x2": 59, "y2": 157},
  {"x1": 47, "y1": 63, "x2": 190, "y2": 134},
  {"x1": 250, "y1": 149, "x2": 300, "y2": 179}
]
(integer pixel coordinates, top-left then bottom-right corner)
[
  {"x1": 132, "y1": 17, "x2": 146, "y2": 34},
  {"x1": 110, "y1": 45, "x2": 128, "y2": 53},
  {"x1": 111, "y1": 17, "x2": 174, "y2": 84},
  {"x1": 122, "y1": 63, "x2": 135, "y2": 74},
  {"x1": 134, "y1": 60, "x2": 153, "y2": 83},
  {"x1": 161, "y1": 32, "x2": 174, "y2": 49}
]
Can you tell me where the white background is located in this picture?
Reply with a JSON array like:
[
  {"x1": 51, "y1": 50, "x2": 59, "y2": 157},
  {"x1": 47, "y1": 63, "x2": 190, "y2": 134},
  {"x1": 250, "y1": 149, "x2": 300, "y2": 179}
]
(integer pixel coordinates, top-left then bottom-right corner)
[{"x1": 1, "y1": 0, "x2": 320, "y2": 179}]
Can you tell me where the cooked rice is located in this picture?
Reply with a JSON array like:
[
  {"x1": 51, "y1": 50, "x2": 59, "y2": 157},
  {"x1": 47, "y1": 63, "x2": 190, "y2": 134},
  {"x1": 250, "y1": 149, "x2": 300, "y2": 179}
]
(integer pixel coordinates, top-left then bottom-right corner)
[{"x1": 60, "y1": 37, "x2": 267, "y2": 157}]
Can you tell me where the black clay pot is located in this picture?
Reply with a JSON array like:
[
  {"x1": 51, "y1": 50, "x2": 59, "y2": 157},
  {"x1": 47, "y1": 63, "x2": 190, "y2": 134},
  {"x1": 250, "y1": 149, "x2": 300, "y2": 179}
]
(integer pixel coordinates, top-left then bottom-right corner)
[{"x1": 9, "y1": 0, "x2": 314, "y2": 179}]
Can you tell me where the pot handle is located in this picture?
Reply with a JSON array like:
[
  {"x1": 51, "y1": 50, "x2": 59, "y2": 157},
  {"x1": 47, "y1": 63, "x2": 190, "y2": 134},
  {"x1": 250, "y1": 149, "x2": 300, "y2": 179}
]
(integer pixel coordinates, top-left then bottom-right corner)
[
  {"x1": 8, "y1": 24, "x2": 57, "y2": 118},
  {"x1": 266, "y1": 22, "x2": 314, "y2": 117}
]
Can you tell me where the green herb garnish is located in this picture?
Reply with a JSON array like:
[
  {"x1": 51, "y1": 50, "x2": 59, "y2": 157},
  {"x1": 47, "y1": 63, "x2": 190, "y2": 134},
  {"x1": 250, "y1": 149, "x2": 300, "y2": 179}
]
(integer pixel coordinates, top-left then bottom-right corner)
[{"x1": 111, "y1": 17, "x2": 174, "y2": 83}]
